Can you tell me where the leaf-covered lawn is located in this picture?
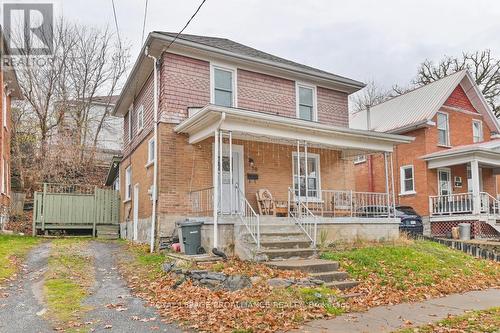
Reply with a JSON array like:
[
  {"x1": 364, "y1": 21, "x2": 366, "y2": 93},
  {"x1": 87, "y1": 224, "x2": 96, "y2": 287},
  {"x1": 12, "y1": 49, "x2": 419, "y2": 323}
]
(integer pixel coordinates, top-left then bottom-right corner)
[
  {"x1": 119, "y1": 243, "x2": 344, "y2": 333},
  {"x1": 44, "y1": 238, "x2": 94, "y2": 331},
  {"x1": 0, "y1": 235, "x2": 40, "y2": 284},
  {"x1": 321, "y1": 240, "x2": 500, "y2": 310},
  {"x1": 398, "y1": 307, "x2": 500, "y2": 333}
]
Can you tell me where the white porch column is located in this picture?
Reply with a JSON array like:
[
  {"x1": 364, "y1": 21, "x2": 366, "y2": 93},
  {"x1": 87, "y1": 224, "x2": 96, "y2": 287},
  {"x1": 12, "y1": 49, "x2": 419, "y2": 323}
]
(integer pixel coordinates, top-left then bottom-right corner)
[
  {"x1": 229, "y1": 131, "x2": 233, "y2": 214},
  {"x1": 213, "y1": 130, "x2": 219, "y2": 249},
  {"x1": 384, "y1": 152, "x2": 390, "y2": 215},
  {"x1": 304, "y1": 141, "x2": 309, "y2": 205},
  {"x1": 471, "y1": 159, "x2": 481, "y2": 215}
]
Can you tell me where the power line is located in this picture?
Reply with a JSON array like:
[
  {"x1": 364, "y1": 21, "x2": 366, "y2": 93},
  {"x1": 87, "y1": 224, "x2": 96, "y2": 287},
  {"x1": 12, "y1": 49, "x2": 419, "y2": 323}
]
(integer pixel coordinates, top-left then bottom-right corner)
[
  {"x1": 111, "y1": 0, "x2": 122, "y2": 48},
  {"x1": 163, "y1": 0, "x2": 208, "y2": 52},
  {"x1": 141, "y1": 0, "x2": 149, "y2": 45}
]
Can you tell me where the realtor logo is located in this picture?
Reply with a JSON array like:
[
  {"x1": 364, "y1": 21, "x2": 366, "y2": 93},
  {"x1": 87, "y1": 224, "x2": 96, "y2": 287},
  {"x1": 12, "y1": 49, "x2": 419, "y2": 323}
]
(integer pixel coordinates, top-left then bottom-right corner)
[{"x1": 3, "y1": 2, "x2": 54, "y2": 55}]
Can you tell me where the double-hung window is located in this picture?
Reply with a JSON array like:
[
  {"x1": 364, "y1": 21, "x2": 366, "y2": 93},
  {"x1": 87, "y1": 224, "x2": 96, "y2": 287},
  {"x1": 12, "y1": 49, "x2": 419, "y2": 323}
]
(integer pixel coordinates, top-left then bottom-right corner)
[
  {"x1": 400, "y1": 165, "x2": 415, "y2": 194},
  {"x1": 297, "y1": 84, "x2": 316, "y2": 121},
  {"x1": 436, "y1": 112, "x2": 450, "y2": 146},
  {"x1": 125, "y1": 166, "x2": 132, "y2": 201},
  {"x1": 137, "y1": 105, "x2": 144, "y2": 132},
  {"x1": 292, "y1": 153, "x2": 320, "y2": 199},
  {"x1": 472, "y1": 120, "x2": 483, "y2": 143},
  {"x1": 147, "y1": 137, "x2": 155, "y2": 165},
  {"x1": 213, "y1": 66, "x2": 234, "y2": 107}
]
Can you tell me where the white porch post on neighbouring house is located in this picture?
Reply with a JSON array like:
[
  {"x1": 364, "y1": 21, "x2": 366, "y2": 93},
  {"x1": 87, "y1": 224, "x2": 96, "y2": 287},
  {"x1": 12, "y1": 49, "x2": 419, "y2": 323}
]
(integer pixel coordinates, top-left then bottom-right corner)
[
  {"x1": 304, "y1": 141, "x2": 309, "y2": 205},
  {"x1": 213, "y1": 130, "x2": 219, "y2": 249},
  {"x1": 229, "y1": 131, "x2": 233, "y2": 214},
  {"x1": 384, "y1": 152, "x2": 390, "y2": 216},
  {"x1": 296, "y1": 140, "x2": 301, "y2": 212},
  {"x1": 471, "y1": 159, "x2": 481, "y2": 215},
  {"x1": 390, "y1": 152, "x2": 396, "y2": 217}
]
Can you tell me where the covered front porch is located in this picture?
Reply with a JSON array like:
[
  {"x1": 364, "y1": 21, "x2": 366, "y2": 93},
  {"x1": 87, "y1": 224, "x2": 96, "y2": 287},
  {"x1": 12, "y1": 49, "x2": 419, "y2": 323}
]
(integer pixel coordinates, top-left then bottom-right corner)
[
  {"x1": 422, "y1": 141, "x2": 500, "y2": 238},
  {"x1": 176, "y1": 104, "x2": 412, "y2": 251}
]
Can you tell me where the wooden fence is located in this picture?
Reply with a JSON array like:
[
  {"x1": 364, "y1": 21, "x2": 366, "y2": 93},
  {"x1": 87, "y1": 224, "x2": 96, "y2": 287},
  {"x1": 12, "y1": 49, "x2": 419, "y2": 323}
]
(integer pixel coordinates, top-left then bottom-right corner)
[{"x1": 33, "y1": 183, "x2": 120, "y2": 236}]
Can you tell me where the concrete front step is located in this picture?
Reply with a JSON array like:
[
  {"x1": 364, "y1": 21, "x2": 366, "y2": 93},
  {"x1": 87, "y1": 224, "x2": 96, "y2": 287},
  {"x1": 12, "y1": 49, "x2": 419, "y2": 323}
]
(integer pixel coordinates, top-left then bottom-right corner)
[
  {"x1": 311, "y1": 271, "x2": 349, "y2": 282},
  {"x1": 259, "y1": 240, "x2": 312, "y2": 250},
  {"x1": 324, "y1": 280, "x2": 360, "y2": 290},
  {"x1": 260, "y1": 248, "x2": 316, "y2": 260},
  {"x1": 266, "y1": 259, "x2": 339, "y2": 273}
]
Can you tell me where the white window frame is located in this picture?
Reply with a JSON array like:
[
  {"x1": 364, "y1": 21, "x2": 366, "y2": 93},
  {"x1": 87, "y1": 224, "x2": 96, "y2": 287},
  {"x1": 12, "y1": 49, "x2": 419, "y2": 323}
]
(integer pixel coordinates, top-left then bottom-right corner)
[
  {"x1": 296, "y1": 82, "x2": 318, "y2": 121},
  {"x1": 125, "y1": 166, "x2": 132, "y2": 202},
  {"x1": 437, "y1": 168, "x2": 452, "y2": 196},
  {"x1": 436, "y1": 111, "x2": 450, "y2": 146},
  {"x1": 353, "y1": 155, "x2": 367, "y2": 164},
  {"x1": 291, "y1": 152, "x2": 321, "y2": 200},
  {"x1": 472, "y1": 119, "x2": 483, "y2": 143},
  {"x1": 210, "y1": 63, "x2": 237, "y2": 108},
  {"x1": 127, "y1": 105, "x2": 133, "y2": 142},
  {"x1": 136, "y1": 104, "x2": 144, "y2": 133},
  {"x1": 400, "y1": 165, "x2": 415, "y2": 195},
  {"x1": 146, "y1": 137, "x2": 155, "y2": 167}
]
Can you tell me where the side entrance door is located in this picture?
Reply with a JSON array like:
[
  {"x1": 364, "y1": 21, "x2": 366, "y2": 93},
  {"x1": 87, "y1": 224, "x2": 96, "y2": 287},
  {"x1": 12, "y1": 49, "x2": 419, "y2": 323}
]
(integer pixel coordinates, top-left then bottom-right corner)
[
  {"x1": 220, "y1": 144, "x2": 244, "y2": 214},
  {"x1": 133, "y1": 184, "x2": 139, "y2": 241}
]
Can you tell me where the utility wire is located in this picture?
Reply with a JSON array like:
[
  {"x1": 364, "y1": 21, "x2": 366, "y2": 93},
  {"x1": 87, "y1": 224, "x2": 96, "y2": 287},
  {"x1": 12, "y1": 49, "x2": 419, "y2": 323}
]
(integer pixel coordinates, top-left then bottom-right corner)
[
  {"x1": 111, "y1": 0, "x2": 122, "y2": 48},
  {"x1": 163, "y1": 0, "x2": 207, "y2": 53},
  {"x1": 141, "y1": 0, "x2": 149, "y2": 45}
]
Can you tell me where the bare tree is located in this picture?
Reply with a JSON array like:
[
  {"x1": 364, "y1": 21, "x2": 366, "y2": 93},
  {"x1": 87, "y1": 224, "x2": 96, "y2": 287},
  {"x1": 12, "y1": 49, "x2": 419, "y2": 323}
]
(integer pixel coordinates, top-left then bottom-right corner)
[
  {"x1": 350, "y1": 80, "x2": 392, "y2": 113},
  {"x1": 410, "y1": 50, "x2": 500, "y2": 116},
  {"x1": 10, "y1": 18, "x2": 129, "y2": 188}
]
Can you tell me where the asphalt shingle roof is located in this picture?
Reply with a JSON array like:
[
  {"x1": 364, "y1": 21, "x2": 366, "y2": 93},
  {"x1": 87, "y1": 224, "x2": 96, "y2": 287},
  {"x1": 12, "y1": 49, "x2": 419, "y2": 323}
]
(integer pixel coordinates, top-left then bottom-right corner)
[{"x1": 155, "y1": 32, "x2": 364, "y2": 88}]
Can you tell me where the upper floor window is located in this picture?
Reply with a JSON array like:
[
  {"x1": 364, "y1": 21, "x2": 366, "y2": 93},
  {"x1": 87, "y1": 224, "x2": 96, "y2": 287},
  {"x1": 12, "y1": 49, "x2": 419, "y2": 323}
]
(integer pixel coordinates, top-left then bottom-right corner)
[
  {"x1": 400, "y1": 165, "x2": 415, "y2": 194},
  {"x1": 212, "y1": 65, "x2": 235, "y2": 107},
  {"x1": 472, "y1": 120, "x2": 483, "y2": 143},
  {"x1": 436, "y1": 112, "x2": 449, "y2": 146},
  {"x1": 125, "y1": 166, "x2": 132, "y2": 201},
  {"x1": 128, "y1": 105, "x2": 133, "y2": 142},
  {"x1": 296, "y1": 83, "x2": 316, "y2": 121},
  {"x1": 147, "y1": 137, "x2": 155, "y2": 166},
  {"x1": 137, "y1": 105, "x2": 144, "y2": 132}
]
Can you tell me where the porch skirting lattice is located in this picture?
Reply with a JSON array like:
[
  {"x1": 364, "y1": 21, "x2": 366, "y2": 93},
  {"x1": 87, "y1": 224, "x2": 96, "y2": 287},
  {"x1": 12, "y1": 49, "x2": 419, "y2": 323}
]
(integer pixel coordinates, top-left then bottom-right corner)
[{"x1": 431, "y1": 220, "x2": 499, "y2": 238}]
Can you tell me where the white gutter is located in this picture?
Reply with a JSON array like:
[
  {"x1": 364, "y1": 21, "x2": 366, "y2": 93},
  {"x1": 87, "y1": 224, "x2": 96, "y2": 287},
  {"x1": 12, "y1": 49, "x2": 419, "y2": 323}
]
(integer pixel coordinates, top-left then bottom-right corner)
[
  {"x1": 145, "y1": 46, "x2": 159, "y2": 253},
  {"x1": 212, "y1": 112, "x2": 226, "y2": 249}
]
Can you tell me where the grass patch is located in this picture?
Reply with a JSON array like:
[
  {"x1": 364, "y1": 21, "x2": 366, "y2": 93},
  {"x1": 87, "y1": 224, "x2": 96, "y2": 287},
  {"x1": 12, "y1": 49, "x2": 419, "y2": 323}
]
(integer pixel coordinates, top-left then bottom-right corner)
[
  {"x1": 44, "y1": 238, "x2": 94, "y2": 330},
  {"x1": 0, "y1": 234, "x2": 40, "y2": 283},
  {"x1": 321, "y1": 239, "x2": 500, "y2": 310},
  {"x1": 398, "y1": 307, "x2": 500, "y2": 333}
]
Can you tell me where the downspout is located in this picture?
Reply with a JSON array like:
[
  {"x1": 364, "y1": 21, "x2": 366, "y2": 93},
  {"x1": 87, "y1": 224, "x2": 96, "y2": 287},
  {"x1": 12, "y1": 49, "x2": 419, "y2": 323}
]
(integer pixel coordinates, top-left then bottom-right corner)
[
  {"x1": 213, "y1": 112, "x2": 226, "y2": 249},
  {"x1": 145, "y1": 46, "x2": 159, "y2": 253}
]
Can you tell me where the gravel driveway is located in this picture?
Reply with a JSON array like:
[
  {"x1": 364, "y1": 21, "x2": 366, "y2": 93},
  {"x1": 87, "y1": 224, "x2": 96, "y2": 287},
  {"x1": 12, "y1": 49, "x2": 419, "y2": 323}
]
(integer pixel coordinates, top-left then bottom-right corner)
[{"x1": 0, "y1": 240, "x2": 181, "y2": 333}]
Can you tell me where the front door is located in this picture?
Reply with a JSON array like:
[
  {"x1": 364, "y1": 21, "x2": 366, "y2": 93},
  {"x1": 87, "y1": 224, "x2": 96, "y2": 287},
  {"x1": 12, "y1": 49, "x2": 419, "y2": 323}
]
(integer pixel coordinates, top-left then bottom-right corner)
[
  {"x1": 438, "y1": 168, "x2": 452, "y2": 196},
  {"x1": 220, "y1": 145, "x2": 244, "y2": 214},
  {"x1": 133, "y1": 184, "x2": 139, "y2": 241}
]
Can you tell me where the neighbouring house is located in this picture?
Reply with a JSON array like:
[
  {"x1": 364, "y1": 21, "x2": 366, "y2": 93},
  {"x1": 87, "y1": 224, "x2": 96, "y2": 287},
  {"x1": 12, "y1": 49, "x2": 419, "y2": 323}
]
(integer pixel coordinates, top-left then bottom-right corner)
[
  {"x1": 351, "y1": 70, "x2": 500, "y2": 238},
  {"x1": 112, "y1": 32, "x2": 413, "y2": 258},
  {"x1": 104, "y1": 155, "x2": 121, "y2": 190},
  {"x1": 55, "y1": 95, "x2": 122, "y2": 165},
  {"x1": 0, "y1": 27, "x2": 22, "y2": 229}
]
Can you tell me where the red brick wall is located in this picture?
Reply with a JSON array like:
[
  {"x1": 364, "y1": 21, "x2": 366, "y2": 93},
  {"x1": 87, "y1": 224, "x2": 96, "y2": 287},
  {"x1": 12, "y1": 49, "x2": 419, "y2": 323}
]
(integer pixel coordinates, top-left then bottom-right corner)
[{"x1": 444, "y1": 85, "x2": 478, "y2": 113}]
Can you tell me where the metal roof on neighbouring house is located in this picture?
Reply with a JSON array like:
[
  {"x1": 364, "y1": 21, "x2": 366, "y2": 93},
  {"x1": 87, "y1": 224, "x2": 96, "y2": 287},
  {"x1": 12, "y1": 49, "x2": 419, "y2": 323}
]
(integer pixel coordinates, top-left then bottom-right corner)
[{"x1": 350, "y1": 70, "x2": 500, "y2": 134}]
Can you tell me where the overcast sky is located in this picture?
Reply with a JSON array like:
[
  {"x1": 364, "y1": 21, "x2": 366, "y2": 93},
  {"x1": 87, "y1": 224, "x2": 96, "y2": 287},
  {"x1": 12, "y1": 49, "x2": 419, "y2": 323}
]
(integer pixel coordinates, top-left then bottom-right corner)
[{"x1": 60, "y1": 0, "x2": 500, "y2": 90}]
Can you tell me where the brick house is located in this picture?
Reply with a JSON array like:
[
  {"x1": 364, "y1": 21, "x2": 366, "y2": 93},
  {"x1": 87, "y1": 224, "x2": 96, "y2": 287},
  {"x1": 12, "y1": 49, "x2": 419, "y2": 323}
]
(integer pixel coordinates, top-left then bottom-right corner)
[
  {"x1": 351, "y1": 70, "x2": 500, "y2": 238},
  {"x1": 112, "y1": 32, "x2": 412, "y2": 257},
  {"x1": 0, "y1": 28, "x2": 22, "y2": 228}
]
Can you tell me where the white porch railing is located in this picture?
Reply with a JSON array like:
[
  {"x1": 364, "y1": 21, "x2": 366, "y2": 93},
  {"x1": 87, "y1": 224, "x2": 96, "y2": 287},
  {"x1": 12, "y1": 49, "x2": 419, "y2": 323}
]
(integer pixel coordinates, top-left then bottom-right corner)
[
  {"x1": 288, "y1": 187, "x2": 318, "y2": 246},
  {"x1": 429, "y1": 192, "x2": 500, "y2": 216},
  {"x1": 235, "y1": 184, "x2": 260, "y2": 248},
  {"x1": 189, "y1": 187, "x2": 214, "y2": 216}
]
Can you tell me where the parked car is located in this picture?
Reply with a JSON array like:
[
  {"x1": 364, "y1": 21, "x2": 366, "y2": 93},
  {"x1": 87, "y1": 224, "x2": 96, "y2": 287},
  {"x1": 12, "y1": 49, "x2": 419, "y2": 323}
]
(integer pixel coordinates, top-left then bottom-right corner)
[{"x1": 355, "y1": 205, "x2": 423, "y2": 235}]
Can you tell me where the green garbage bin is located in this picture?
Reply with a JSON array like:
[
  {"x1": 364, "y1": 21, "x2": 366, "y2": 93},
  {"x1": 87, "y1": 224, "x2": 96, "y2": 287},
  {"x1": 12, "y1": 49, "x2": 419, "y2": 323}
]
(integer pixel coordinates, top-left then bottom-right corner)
[{"x1": 177, "y1": 220, "x2": 203, "y2": 255}]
